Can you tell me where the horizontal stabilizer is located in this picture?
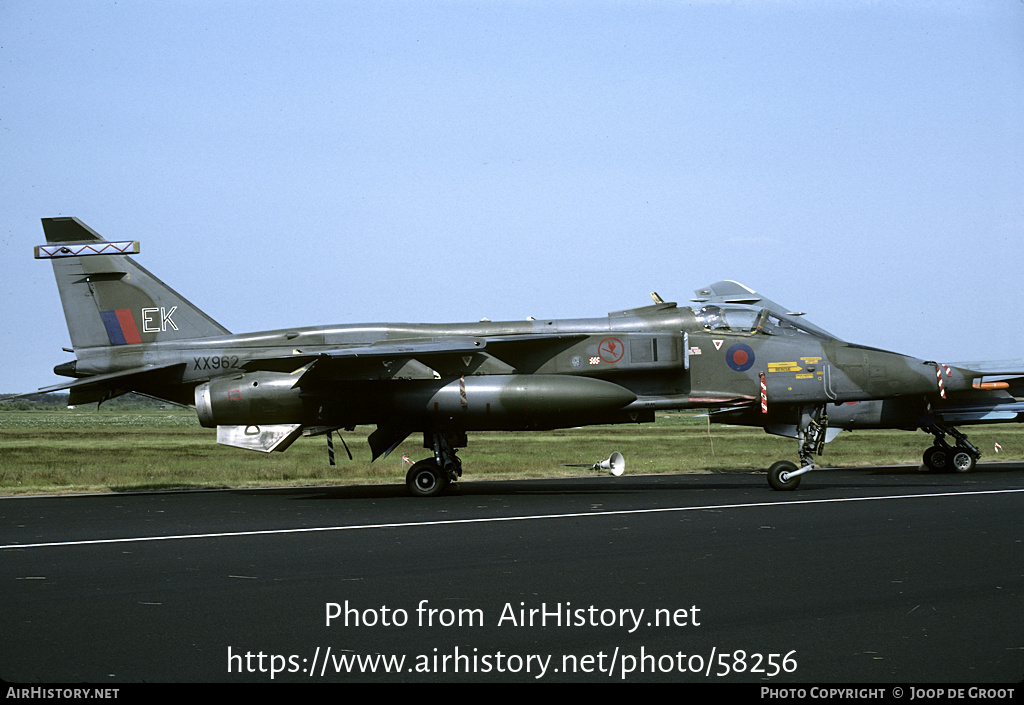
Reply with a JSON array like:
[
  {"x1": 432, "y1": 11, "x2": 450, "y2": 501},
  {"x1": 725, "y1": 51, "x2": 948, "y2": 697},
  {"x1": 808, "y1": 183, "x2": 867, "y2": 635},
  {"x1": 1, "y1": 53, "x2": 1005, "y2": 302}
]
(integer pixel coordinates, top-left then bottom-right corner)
[
  {"x1": 20, "y1": 362, "x2": 186, "y2": 398},
  {"x1": 0, "y1": 363, "x2": 188, "y2": 407}
]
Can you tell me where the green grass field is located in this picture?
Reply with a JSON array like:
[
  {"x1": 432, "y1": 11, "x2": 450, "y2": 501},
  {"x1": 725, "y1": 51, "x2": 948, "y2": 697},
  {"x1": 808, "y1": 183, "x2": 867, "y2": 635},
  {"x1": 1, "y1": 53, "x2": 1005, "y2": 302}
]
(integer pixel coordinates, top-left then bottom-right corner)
[{"x1": 1, "y1": 409, "x2": 1023, "y2": 495}]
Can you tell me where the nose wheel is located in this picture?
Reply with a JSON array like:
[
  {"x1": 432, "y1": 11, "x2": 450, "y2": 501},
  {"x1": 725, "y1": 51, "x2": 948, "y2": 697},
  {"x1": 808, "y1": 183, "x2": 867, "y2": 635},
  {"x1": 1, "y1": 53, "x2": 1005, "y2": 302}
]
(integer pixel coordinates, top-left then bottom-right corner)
[{"x1": 768, "y1": 460, "x2": 801, "y2": 491}]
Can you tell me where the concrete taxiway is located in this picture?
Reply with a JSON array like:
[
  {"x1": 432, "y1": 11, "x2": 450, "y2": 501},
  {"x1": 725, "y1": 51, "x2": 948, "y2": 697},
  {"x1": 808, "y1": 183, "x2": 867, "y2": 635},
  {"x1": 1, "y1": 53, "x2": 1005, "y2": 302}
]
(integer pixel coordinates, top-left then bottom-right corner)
[{"x1": 2, "y1": 464, "x2": 1022, "y2": 683}]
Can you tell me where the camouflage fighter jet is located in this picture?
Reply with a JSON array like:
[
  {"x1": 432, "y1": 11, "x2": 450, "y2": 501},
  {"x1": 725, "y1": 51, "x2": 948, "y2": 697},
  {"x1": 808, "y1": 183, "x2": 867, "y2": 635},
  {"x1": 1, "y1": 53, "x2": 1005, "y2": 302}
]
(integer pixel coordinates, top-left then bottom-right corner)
[{"x1": 14, "y1": 218, "x2": 1018, "y2": 495}]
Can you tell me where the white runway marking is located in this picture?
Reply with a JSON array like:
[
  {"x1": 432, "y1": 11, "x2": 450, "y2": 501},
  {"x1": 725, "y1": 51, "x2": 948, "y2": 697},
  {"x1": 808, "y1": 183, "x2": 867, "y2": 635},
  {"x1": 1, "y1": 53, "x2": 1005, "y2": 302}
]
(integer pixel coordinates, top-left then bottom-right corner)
[{"x1": 2, "y1": 488, "x2": 1022, "y2": 551}]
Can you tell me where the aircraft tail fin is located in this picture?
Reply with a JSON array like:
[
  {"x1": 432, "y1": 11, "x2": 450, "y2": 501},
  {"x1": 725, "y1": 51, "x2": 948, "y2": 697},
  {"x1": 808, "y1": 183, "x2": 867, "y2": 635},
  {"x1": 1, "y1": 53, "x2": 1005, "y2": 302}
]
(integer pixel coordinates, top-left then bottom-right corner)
[{"x1": 38, "y1": 217, "x2": 230, "y2": 351}]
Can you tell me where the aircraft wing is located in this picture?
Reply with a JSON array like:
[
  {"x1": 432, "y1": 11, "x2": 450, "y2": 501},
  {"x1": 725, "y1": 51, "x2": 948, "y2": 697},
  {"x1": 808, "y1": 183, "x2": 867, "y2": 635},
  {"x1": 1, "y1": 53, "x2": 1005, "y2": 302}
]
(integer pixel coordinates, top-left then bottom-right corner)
[
  {"x1": 932, "y1": 397, "x2": 1024, "y2": 424},
  {"x1": 949, "y1": 360, "x2": 1024, "y2": 376},
  {"x1": 242, "y1": 336, "x2": 487, "y2": 369},
  {"x1": 943, "y1": 361, "x2": 1024, "y2": 398},
  {"x1": 3, "y1": 335, "x2": 591, "y2": 404},
  {"x1": 242, "y1": 333, "x2": 588, "y2": 380}
]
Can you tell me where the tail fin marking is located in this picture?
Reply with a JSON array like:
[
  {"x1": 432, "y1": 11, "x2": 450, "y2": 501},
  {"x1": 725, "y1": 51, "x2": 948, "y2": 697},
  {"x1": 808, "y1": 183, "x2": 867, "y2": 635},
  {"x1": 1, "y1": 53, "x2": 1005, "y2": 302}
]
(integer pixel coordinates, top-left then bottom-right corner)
[{"x1": 99, "y1": 309, "x2": 144, "y2": 345}]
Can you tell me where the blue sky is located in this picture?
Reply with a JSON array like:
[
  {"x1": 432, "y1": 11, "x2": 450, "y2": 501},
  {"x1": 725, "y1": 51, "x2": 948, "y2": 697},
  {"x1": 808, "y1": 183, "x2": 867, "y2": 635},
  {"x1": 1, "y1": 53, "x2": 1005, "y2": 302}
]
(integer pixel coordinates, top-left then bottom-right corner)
[{"x1": 1, "y1": 0, "x2": 1022, "y2": 392}]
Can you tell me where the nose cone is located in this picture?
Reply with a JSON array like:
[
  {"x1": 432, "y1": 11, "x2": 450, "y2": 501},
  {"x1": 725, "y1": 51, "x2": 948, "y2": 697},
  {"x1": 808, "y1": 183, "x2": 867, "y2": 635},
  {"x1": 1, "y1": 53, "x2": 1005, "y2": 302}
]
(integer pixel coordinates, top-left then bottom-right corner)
[
  {"x1": 860, "y1": 350, "x2": 937, "y2": 399},
  {"x1": 830, "y1": 345, "x2": 939, "y2": 401}
]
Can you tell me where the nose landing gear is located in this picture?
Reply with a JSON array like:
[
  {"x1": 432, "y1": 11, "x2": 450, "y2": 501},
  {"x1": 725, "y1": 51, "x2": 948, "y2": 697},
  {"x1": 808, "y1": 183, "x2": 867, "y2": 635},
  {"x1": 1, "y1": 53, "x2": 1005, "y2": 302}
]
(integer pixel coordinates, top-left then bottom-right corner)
[{"x1": 767, "y1": 405, "x2": 829, "y2": 491}]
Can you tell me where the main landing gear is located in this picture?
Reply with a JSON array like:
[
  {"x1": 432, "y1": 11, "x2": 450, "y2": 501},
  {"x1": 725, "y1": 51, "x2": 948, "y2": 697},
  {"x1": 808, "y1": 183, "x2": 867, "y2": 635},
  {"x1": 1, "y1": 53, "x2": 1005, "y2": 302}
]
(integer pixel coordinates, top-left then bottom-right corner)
[
  {"x1": 767, "y1": 405, "x2": 829, "y2": 491},
  {"x1": 921, "y1": 423, "x2": 980, "y2": 473},
  {"x1": 405, "y1": 430, "x2": 465, "y2": 498}
]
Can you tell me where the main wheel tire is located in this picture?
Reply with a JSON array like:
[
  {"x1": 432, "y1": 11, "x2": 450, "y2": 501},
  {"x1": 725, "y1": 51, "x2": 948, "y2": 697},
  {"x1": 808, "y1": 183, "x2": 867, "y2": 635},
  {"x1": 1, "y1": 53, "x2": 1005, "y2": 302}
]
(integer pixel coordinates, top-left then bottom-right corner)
[
  {"x1": 923, "y1": 446, "x2": 949, "y2": 473},
  {"x1": 406, "y1": 460, "x2": 448, "y2": 497},
  {"x1": 768, "y1": 460, "x2": 801, "y2": 491},
  {"x1": 950, "y1": 449, "x2": 976, "y2": 473}
]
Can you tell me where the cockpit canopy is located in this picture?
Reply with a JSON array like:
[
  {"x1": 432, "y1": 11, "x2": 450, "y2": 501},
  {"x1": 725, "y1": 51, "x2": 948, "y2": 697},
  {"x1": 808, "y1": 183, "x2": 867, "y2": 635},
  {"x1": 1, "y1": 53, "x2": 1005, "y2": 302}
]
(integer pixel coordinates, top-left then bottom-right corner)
[{"x1": 692, "y1": 304, "x2": 830, "y2": 340}]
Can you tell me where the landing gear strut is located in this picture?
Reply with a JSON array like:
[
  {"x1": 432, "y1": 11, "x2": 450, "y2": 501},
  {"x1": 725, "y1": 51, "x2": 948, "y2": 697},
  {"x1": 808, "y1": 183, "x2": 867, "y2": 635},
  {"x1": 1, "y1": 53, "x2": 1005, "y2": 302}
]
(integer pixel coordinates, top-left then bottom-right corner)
[
  {"x1": 767, "y1": 405, "x2": 829, "y2": 491},
  {"x1": 922, "y1": 423, "x2": 980, "y2": 473},
  {"x1": 405, "y1": 430, "x2": 465, "y2": 497}
]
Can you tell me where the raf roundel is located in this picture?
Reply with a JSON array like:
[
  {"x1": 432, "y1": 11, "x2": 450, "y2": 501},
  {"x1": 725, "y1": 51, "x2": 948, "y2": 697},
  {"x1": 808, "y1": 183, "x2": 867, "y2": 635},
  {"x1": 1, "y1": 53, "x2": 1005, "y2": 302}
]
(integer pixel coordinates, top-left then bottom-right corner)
[{"x1": 726, "y1": 343, "x2": 755, "y2": 372}]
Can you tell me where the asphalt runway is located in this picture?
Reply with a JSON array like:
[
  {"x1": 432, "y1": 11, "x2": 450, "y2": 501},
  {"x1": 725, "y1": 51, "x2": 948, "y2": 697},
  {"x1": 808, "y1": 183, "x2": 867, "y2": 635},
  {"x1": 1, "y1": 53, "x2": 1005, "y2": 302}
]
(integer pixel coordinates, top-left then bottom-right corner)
[{"x1": 2, "y1": 463, "x2": 1023, "y2": 684}]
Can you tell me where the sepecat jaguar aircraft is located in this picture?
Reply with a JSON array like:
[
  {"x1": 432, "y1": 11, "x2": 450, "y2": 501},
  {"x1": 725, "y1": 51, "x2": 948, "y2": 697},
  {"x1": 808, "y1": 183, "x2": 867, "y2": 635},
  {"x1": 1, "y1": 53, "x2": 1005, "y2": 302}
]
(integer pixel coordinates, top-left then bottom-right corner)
[{"x1": 11, "y1": 218, "x2": 1023, "y2": 495}]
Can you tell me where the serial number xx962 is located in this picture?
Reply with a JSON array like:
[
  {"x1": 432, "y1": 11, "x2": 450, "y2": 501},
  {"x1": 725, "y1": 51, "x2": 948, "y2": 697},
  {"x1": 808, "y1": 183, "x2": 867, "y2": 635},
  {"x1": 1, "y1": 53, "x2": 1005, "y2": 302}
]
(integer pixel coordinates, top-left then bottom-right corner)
[{"x1": 193, "y1": 356, "x2": 241, "y2": 371}]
